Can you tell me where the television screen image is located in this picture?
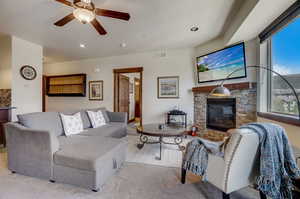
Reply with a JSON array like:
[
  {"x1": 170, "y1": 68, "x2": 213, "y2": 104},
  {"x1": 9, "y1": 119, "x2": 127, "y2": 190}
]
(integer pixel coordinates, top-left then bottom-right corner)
[{"x1": 196, "y1": 43, "x2": 247, "y2": 83}]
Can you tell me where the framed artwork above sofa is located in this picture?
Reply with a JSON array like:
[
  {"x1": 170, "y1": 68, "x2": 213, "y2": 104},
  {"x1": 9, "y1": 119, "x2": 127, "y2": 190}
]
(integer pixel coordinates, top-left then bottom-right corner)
[{"x1": 89, "y1": 81, "x2": 103, "y2": 101}]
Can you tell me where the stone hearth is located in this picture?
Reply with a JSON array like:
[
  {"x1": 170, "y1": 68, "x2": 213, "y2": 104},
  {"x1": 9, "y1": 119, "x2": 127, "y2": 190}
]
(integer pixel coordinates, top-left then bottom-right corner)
[{"x1": 193, "y1": 82, "x2": 257, "y2": 132}]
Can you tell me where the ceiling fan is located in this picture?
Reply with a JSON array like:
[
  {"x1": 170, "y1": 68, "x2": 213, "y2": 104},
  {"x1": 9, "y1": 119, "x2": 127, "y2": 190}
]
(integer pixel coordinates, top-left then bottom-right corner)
[{"x1": 54, "y1": 0, "x2": 130, "y2": 35}]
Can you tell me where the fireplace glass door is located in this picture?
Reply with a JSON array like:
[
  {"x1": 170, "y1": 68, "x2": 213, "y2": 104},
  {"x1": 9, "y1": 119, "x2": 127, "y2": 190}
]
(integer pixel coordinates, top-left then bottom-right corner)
[{"x1": 207, "y1": 98, "x2": 236, "y2": 131}]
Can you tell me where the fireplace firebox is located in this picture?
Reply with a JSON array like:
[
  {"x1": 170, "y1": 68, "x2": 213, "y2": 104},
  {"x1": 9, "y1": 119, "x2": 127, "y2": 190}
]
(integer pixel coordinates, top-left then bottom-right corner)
[{"x1": 207, "y1": 98, "x2": 236, "y2": 131}]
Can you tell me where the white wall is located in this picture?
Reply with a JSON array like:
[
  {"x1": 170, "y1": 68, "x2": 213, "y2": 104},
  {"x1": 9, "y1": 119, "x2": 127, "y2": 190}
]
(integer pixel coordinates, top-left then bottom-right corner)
[
  {"x1": 194, "y1": 37, "x2": 260, "y2": 87},
  {"x1": 11, "y1": 36, "x2": 43, "y2": 121},
  {"x1": 0, "y1": 35, "x2": 11, "y2": 89},
  {"x1": 258, "y1": 41, "x2": 268, "y2": 112},
  {"x1": 44, "y1": 48, "x2": 195, "y2": 125}
]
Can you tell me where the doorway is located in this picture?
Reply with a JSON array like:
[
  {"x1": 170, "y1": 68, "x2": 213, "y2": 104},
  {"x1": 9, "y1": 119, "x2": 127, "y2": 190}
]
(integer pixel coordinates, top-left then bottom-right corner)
[
  {"x1": 113, "y1": 67, "x2": 143, "y2": 126},
  {"x1": 134, "y1": 77, "x2": 141, "y2": 123},
  {"x1": 118, "y1": 74, "x2": 130, "y2": 121}
]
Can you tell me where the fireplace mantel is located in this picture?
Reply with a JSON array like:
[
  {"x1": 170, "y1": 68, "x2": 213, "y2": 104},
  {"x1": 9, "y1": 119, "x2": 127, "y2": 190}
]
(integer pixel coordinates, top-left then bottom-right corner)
[{"x1": 192, "y1": 82, "x2": 256, "y2": 93}]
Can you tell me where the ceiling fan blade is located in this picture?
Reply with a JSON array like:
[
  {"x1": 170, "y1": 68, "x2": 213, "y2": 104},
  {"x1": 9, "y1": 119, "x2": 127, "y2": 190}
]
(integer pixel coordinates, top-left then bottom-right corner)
[
  {"x1": 54, "y1": 13, "x2": 75, "y2": 26},
  {"x1": 95, "y1": 8, "x2": 130, "y2": 21},
  {"x1": 91, "y1": 19, "x2": 107, "y2": 35},
  {"x1": 55, "y1": 0, "x2": 73, "y2": 7}
]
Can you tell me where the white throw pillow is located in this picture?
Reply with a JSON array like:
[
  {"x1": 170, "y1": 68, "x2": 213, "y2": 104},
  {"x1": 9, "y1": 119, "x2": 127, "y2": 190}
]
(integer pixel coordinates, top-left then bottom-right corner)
[
  {"x1": 87, "y1": 110, "x2": 106, "y2": 128},
  {"x1": 60, "y1": 112, "x2": 84, "y2": 136}
]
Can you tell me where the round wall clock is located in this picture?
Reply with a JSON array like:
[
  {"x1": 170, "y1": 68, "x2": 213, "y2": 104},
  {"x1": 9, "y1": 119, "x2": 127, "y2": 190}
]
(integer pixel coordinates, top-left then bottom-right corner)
[{"x1": 20, "y1": 65, "x2": 37, "y2": 80}]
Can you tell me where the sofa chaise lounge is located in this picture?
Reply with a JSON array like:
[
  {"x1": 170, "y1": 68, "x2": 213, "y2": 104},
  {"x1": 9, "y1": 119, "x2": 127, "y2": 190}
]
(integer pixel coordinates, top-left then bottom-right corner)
[{"x1": 5, "y1": 108, "x2": 127, "y2": 192}]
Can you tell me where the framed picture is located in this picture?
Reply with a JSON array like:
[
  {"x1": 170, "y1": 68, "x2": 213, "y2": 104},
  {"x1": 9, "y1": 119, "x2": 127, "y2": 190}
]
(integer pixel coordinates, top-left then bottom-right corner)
[
  {"x1": 89, "y1": 81, "x2": 103, "y2": 101},
  {"x1": 157, "y1": 76, "x2": 179, "y2": 99}
]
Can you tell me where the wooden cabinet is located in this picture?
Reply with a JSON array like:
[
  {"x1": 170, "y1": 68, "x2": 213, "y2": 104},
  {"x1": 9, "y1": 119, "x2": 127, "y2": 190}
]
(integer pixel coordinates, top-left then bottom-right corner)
[
  {"x1": 46, "y1": 74, "x2": 86, "y2": 97},
  {"x1": 0, "y1": 108, "x2": 12, "y2": 147}
]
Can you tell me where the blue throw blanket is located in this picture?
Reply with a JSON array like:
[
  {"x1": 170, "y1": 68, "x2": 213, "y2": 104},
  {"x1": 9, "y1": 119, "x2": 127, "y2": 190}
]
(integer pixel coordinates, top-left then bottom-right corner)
[
  {"x1": 240, "y1": 123, "x2": 300, "y2": 199},
  {"x1": 182, "y1": 138, "x2": 225, "y2": 178},
  {"x1": 182, "y1": 139, "x2": 208, "y2": 177}
]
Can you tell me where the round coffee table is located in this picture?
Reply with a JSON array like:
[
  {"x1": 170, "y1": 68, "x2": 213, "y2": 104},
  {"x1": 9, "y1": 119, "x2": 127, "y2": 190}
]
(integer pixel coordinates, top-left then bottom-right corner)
[{"x1": 136, "y1": 124, "x2": 186, "y2": 160}]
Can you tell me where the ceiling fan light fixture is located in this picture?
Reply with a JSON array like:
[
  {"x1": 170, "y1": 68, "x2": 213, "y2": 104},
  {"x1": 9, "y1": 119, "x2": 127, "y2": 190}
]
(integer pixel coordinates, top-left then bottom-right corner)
[
  {"x1": 73, "y1": 8, "x2": 95, "y2": 24},
  {"x1": 54, "y1": 0, "x2": 130, "y2": 35},
  {"x1": 81, "y1": 0, "x2": 92, "y2": 4}
]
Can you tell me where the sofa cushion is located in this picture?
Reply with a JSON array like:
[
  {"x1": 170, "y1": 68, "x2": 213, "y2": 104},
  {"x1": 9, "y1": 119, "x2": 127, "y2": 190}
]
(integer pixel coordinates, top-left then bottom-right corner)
[
  {"x1": 79, "y1": 122, "x2": 127, "y2": 138},
  {"x1": 87, "y1": 110, "x2": 106, "y2": 128},
  {"x1": 60, "y1": 112, "x2": 84, "y2": 136},
  {"x1": 62, "y1": 110, "x2": 92, "y2": 129},
  {"x1": 54, "y1": 136, "x2": 127, "y2": 171},
  {"x1": 87, "y1": 108, "x2": 110, "y2": 123},
  {"x1": 62, "y1": 108, "x2": 109, "y2": 129},
  {"x1": 17, "y1": 112, "x2": 63, "y2": 136}
]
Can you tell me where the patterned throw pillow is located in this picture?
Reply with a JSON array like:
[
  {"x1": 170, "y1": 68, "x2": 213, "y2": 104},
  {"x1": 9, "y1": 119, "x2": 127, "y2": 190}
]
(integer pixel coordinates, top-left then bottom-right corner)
[
  {"x1": 60, "y1": 112, "x2": 84, "y2": 136},
  {"x1": 87, "y1": 110, "x2": 106, "y2": 128}
]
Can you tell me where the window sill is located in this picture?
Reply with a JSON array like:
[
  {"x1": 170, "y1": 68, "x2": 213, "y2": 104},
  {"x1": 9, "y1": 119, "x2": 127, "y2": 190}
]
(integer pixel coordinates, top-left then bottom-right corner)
[{"x1": 257, "y1": 112, "x2": 300, "y2": 127}]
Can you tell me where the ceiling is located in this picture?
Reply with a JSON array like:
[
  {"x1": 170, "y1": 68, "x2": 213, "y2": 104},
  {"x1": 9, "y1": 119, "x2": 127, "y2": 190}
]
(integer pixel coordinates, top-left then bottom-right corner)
[
  {"x1": 228, "y1": 0, "x2": 296, "y2": 44},
  {"x1": 0, "y1": 0, "x2": 236, "y2": 63}
]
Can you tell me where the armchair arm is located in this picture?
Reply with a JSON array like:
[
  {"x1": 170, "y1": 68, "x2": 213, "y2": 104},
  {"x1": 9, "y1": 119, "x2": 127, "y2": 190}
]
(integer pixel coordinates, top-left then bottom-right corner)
[
  {"x1": 206, "y1": 154, "x2": 226, "y2": 191},
  {"x1": 5, "y1": 122, "x2": 59, "y2": 179},
  {"x1": 222, "y1": 129, "x2": 260, "y2": 194},
  {"x1": 107, "y1": 111, "x2": 128, "y2": 124}
]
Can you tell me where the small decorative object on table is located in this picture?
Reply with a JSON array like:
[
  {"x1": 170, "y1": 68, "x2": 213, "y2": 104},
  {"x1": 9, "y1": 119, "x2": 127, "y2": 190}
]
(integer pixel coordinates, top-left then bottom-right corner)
[
  {"x1": 167, "y1": 109, "x2": 187, "y2": 128},
  {"x1": 158, "y1": 124, "x2": 164, "y2": 130},
  {"x1": 190, "y1": 125, "x2": 198, "y2": 136}
]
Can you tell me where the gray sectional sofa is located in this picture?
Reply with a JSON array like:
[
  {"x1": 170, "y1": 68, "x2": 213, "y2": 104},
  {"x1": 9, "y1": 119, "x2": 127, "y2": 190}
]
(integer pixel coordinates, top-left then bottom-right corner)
[{"x1": 5, "y1": 108, "x2": 128, "y2": 191}]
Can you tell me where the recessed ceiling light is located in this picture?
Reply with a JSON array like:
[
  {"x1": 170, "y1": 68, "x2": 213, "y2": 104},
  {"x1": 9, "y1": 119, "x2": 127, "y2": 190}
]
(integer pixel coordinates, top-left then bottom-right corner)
[
  {"x1": 80, "y1": 44, "x2": 86, "y2": 48},
  {"x1": 190, "y1": 26, "x2": 199, "y2": 32},
  {"x1": 120, "y1": 43, "x2": 127, "y2": 48}
]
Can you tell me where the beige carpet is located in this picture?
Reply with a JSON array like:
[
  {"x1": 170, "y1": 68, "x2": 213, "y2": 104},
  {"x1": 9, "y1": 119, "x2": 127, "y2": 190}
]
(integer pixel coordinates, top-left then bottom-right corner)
[
  {"x1": 0, "y1": 148, "x2": 260, "y2": 199},
  {"x1": 126, "y1": 135, "x2": 190, "y2": 167}
]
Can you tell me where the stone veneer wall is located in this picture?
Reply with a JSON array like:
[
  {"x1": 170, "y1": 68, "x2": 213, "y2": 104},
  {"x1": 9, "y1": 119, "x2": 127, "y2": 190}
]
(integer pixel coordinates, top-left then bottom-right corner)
[
  {"x1": 194, "y1": 87, "x2": 257, "y2": 132},
  {"x1": 0, "y1": 89, "x2": 11, "y2": 107}
]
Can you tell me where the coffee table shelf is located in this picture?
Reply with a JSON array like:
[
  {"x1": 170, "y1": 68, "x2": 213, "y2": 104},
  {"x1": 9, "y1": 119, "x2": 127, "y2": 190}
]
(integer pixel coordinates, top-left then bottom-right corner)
[{"x1": 136, "y1": 124, "x2": 186, "y2": 160}]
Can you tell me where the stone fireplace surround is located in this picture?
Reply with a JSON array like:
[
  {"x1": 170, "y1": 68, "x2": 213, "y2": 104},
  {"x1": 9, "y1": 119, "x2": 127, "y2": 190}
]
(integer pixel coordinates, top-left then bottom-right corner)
[{"x1": 193, "y1": 82, "x2": 257, "y2": 132}]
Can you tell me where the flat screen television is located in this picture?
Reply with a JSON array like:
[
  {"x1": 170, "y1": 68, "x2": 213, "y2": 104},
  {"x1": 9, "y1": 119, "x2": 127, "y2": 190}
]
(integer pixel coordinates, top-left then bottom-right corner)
[{"x1": 196, "y1": 42, "x2": 247, "y2": 83}]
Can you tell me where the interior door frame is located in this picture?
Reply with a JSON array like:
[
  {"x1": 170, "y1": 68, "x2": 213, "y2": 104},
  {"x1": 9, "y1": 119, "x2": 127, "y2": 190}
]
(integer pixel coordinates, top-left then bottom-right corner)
[
  {"x1": 118, "y1": 74, "x2": 130, "y2": 121},
  {"x1": 42, "y1": 75, "x2": 47, "y2": 112},
  {"x1": 134, "y1": 77, "x2": 141, "y2": 119},
  {"x1": 113, "y1": 67, "x2": 143, "y2": 125}
]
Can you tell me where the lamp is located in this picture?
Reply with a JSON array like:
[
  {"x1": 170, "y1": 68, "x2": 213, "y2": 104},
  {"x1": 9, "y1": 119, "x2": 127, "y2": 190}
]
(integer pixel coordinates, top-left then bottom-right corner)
[
  {"x1": 209, "y1": 65, "x2": 300, "y2": 119},
  {"x1": 73, "y1": 8, "x2": 95, "y2": 24},
  {"x1": 72, "y1": 0, "x2": 95, "y2": 24}
]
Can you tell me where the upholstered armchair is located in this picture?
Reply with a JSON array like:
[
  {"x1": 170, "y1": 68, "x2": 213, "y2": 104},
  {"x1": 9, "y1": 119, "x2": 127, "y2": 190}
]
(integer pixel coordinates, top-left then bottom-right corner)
[{"x1": 181, "y1": 128, "x2": 267, "y2": 199}]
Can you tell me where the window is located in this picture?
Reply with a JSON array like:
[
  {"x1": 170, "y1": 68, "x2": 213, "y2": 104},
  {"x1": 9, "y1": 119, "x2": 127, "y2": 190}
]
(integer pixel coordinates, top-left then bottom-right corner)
[{"x1": 268, "y1": 16, "x2": 300, "y2": 116}]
